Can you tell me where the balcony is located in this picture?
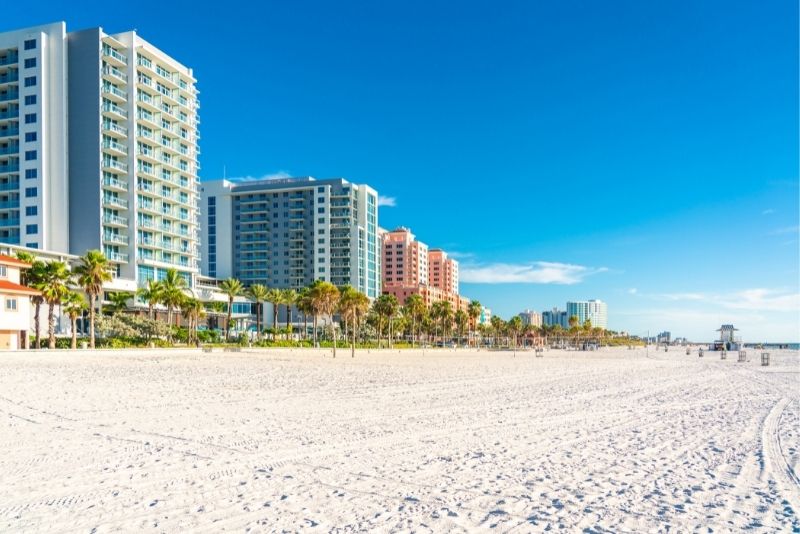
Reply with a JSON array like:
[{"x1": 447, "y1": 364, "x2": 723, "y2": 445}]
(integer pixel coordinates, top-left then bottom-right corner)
[
  {"x1": 0, "y1": 163, "x2": 19, "y2": 174},
  {"x1": 0, "y1": 72, "x2": 19, "y2": 84},
  {"x1": 0, "y1": 109, "x2": 19, "y2": 120},
  {"x1": 136, "y1": 164, "x2": 156, "y2": 178},
  {"x1": 137, "y1": 201, "x2": 158, "y2": 214},
  {"x1": 102, "y1": 121, "x2": 127, "y2": 137},
  {"x1": 0, "y1": 218, "x2": 20, "y2": 227},
  {"x1": 103, "y1": 195, "x2": 128, "y2": 209},
  {"x1": 0, "y1": 199, "x2": 19, "y2": 209},
  {"x1": 0, "y1": 235, "x2": 19, "y2": 245},
  {"x1": 102, "y1": 139, "x2": 128, "y2": 155},
  {"x1": 0, "y1": 90, "x2": 18, "y2": 103},
  {"x1": 103, "y1": 233, "x2": 129, "y2": 245},
  {"x1": 137, "y1": 235, "x2": 156, "y2": 246},
  {"x1": 103, "y1": 176, "x2": 127, "y2": 191},
  {"x1": 102, "y1": 158, "x2": 128, "y2": 174},
  {"x1": 0, "y1": 53, "x2": 18, "y2": 67},
  {"x1": 102, "y1": 66, "x2": 127, "y2": 83},
  {"x1": 106, "y1": 251, "x2": 129, "y2": 263},
  {"x1": 103, "y1": 214, "x2": 128, "y2": 227},
  {"x1": 0, "y1": 181, "x2": 19, "y2": 192},
  {"x1": 137, "y1": 91, "x2": 160, "y2": 112},
  {"x1": 0, "y1": 144, "x2": 18, "y2": 156},
  {"x1": 136, "y1": 111, "x2": 160, "y2": 129},
  {"x1": 137, "y1": 218, "x2": 157, "y2": 230},
  {"x1": 102, "y1": 102, "x2": 127, "y2": 119},
  {"x1": 102, "y1": 46, "x2": 127, "y2": 66},
  {"x1": 136, "y1": 181, "x2": 156, "y2": 193},
  {"x1": 0, "y1": 128, "x2": 19, "y2": 138}
]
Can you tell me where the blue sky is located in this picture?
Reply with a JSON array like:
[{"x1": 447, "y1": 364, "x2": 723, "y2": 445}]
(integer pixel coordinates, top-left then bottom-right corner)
[{"x1": 8, "y1": 1, "x2": 799, "y2": 340}]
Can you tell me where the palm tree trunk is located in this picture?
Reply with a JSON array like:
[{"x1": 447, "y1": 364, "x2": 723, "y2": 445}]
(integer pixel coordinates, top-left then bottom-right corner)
[
  {"x1": 48, "y1": 303, "x2": 56, "y2": 349},
  {"x1": 332, "y1": 318, "x2": 337, "y2": 358},
  {"x1": 351, "y1": 319, "x2": 356, "y2": 358},
  {"x1": 273, "y1": 304, "x2": 278, "y2": 341},
  {"x1": 256, "y1": 304, "x2": 261, "y2": 340},
  {"x1": 88, "y1": 295, "x2": 96, "y2": 349},
  {"x1": 313, "y1": 314, "x2": 318, "y2": 346},
  {"x1": 34, "y1": 301, "x2": 41, "y2": 349},
  {"x1": 226, "y1": 298, "x2": 233, "y2": 341},
  {"x1": 71, "y1": 317, "x2": 77, "y2": 349}
]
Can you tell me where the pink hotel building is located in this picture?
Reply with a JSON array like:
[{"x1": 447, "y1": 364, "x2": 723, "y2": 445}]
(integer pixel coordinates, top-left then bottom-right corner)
[{"x1": 380, "y1": 227, "x2": 469, "y2": 311}]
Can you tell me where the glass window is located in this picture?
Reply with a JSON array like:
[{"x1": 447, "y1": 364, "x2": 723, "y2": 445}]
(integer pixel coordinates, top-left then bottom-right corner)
[
  {"x1": 25, "y1": 132, "x2": 36, "y2": 142},
  {"x1": 25, "y1": 206, "x2": 37, "y2": 216},
  {"x1": 26, "y1": 224, "x2": 38, "y2": 234},
  {"x1": 5, "y1": 297, "x2": 17, "y2": 311},
  {"x1": 0, "y1": 265, "x2": 6, "y2": 277},
  {"x1": 24, "y1": 39, "x2": 36, "y2": 50},
  {"x1": 25, "y1": 242, "x2": 38, "y2": 249},
  {"x1": 24, "y1": 76, "x2": 36, "y2": 87},
  {"x1": 24, "y1": 58, "x2": 36, "y2": 69},
  {"x1": 25, "y1": 169, "x2": 37, "y2": 179},
  {"x1": 25, "y1": 150, "x2": 37, "y2": 161},
  {"x1": 24, "y1": 95, "x2": 36, "y2": 106},
  {"x1": 25, "y1": 187, "x2": 37, "y2": 197},
  {"x1": 24, "y1": 113, "x2": 36, "y2": 124}
]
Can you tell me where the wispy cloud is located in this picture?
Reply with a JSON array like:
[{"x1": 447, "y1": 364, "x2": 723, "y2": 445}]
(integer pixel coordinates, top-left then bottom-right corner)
[
  {"x1": 448, "y1": 251, "x2": 476, "y2": 260},
  {"x1": 768, "y1": 225, "x2": 799, "y2": 236},
  {"x1": 461, "y1": 261, "x2": 607, "y2": 285},
  {"x1": 642, "y1": 289, "x2": 800, "y2": 312},
  {"x1": 762, "y1": 208, "x2": 775, "y2": 215},
  {"x1": 627, "y1": 288, "x2": 638, "y2": 295},
  {"x1": 378, "y1": 195, "x2": 396, "y2": 207},
  {"x1": 228, "y1": 170, "x2": 292, "y2": 182}
]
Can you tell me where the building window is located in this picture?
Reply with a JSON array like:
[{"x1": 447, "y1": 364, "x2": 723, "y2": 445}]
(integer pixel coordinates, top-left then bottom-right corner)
[
  {"x1": 318, "y1": 207, "x2": 325, "y2": 213},
  {"x1": 24, "y1": 39, "x2": 36, "y2": 50},
  {"x1": 25, "y1": 242, "x2": 38, "y2": 249},
  {"x1": 25, "y1": 150, "x2": 37, "y2": 161},
  {"x1": 25, "y1": 187, "x2": 37, "y2": 197},
  {"x1": 26, "y1": 224, "x2": 38, "y2": 234},
  {"x1": 24, "y1": 113, "x2": 37, "y2": 124},
  {"x1": 0, "y1": 265, "x2": 6, "y2": 277},
  {"x1": 24, "y1": 95, "x2": 36, "y2": 106},
  {"x1": 5, "y1": 297, "x2": 17, "y2": 311},
  {"x1": 24, "y1": 57, "x2": 36, "y2": 69},
  {"x1": 25, "y1": 206, "x2": 37, "y2": 216},
  {"x1": 24, "y1": 76, "x2": 36, "y2": 87},
  {"x1": 25, "y1": 132, "x2": 37, "y2": 142},
  {"x1": 25, "y1": 169, "x2": 37, "y2": 179}
]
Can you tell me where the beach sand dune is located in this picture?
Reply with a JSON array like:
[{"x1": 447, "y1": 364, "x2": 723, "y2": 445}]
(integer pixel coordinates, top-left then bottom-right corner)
[{"x1": 0, "y1": 347, "x2": 797, "y2": 532}]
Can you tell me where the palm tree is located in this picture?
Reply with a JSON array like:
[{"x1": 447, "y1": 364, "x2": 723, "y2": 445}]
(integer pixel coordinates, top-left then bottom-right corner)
[
  {"x1": 182, "y1": 298, "x2": 206, "y2": 344},
  {"x1": 265, "y1": 288, "x2": 283, "y2": 340},
  {"x1": 73, "y1": 250, "x2": 112, "y2": 349},
  {"x1": 508, "y1": 315, "x2": 523, "y2": 351},
  {"x1": 296, "y1": 287, "x2": 313, "y2": 340},
  {"x1": 136, "y1": 280, "x2": 163, "y2": 320},
  {"x1": 62, "y1": 291, "x2": 87, "y2": 349},
  {"x1": 306, "y1": 280, "x2": 324, "y2": 345},
  {"x1": 207, "y1": 301, "x2": 226, "y2": 332},
  {"x1": 310, "y1": 281, "x2": 340, "y2": 356},
  {"x1": 454, "y1": 309, "x2": 468, "y2": 346},
  {"x1": 19, "y1": 255, "x2": 46, "y2": 348},
  {"x1": 403, "y1": 294, "x2": 426, "y2": 347},
  {"x1": 281, "y1": 288, "x2": 297, "y2": 338},
  {"x1": 246, "y1": 284, "x2": 269, "y2": 339},
  {"x1": 467, "y1": 300, "x2": 481, "y2": 347},
  {"x1": 106, "y1": 291, "x2": 132, "y2": 315},
  {"x1": 373, "y1": 294, "x2": 399, "y2": 348},
  {"x1": 160, "y1": 269, "x2": 188, "y2": 329},
  {"x1": 338, "y1": 287, "x2": 370, "y2": 358},
  {"x1": 219, "y1": 278, "x2": 243, "y2": 341},
  {"x1": 490, "y1": 315, "x2": 505, "y2": 347},
  {"x1": 37, "y1": 261, "x2": 72, "y2": 349}
]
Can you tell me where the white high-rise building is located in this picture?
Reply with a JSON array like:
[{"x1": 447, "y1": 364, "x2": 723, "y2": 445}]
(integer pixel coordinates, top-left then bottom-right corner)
[
  {"x1": 0, "y1": 23, "x2": 69, "y2": 251},
  {"x1": 67, "y1": 27, "x2": 201, "y2": 285},
  {"x1": 566, "y1": 299, "x2": 608, "y2": 329},
  {"x1": 0, "y1": 23, "x2": 201, "y2": 287}
]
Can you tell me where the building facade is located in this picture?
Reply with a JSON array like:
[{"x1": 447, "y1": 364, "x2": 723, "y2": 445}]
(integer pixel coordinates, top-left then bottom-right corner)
[
  {"x1": 542, "y1": 308, "x2": 568, "y2": 329},
  {"x1": 0, "y1": 253, "x2": 38, "y2": 349},
  {"x1": 67, "y1": 27, "x2": 201, "y2": 287},
  {"x1": 518, "y1": 309, "x2": 542, "y2": 327},
  {"x1": 0, "y1": 23, "x2": 69, "y2": 251},
  {"x1": 428, "y1": 249, "x2": 458, "y2": 295},
  {"x1": 382, "y1": 227, "x2": 428, "y2": 288},
  {"x1": 566, "y1": 299, "x2": 608, "y2": 329},
  {"x1": 201, "y1": 177, "x2": 380, "y2": 298}
]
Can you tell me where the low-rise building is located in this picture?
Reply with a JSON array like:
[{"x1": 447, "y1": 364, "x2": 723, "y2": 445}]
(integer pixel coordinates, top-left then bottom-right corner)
[{"x1": 0, "y1": 254, "x2": 39, "y2": 349}]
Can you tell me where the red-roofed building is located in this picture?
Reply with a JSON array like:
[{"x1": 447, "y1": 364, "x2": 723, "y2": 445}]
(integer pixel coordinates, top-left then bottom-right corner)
[{"x1": 0, "y1": 255, "x2": 40, "y2": 350}]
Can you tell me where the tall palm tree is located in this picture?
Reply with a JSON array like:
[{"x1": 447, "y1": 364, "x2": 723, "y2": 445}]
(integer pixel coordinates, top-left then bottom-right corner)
[
  {"x1": 182, "y1": 297, "x2": 205, "y2": 344},
  {"x1": 373, "y1": 294, "x2": 398, "y2": 348},
  {"x1": 106, "y1": 291, "x2": 132, "y2": 315},
  {"x1": 508, "y1": 315, "x2": 523, "y2": 350},
  {"x1": 160, "y1": 269, "x2": 188, "y2": 328},
  {"x1": 467, "y1": 300, "x2": 481, "y2": 347},
  {"x1": 338, "y1": 287, "x2": 370, "y2": 358},
  {"x1": 281, "y1": 288, "x2": 297, "y2": 338},
  {"x1": 218, "y1": 278, "x2": 243, "y2": 341},
  {"x1": 246, "y1": 284, "x2": 269, "y2": 339},
  {"x1": 37, "y1": 261, "x2": 72, "y2": 349},
  {"x1": 73, "y1": 250, "x2": 113, "y2": 349},
  {"x1": 310, "y1": 281, "x2": 340, "y2": 356},
  {"x1": 265, "y1": 288, "x2": 283, "y2": 340},
  {"x1": 403, "y1": 294, "x2": 426, "y2": 347},
  {"x1": 136, "y1": 280, "x2": 163, "y2": 320},
  {"x1": 19, "y1": 255, "x2": 46, "y2": 349},
  {"x1": 454, "y1": 309, "x2": 468, "y2": 346},
  {"x1": 62, "y1": 291, "x2": 87, "y2": 349},
  {"x1": 296, "y1": 287, "x2": 313, "y2": 340}
]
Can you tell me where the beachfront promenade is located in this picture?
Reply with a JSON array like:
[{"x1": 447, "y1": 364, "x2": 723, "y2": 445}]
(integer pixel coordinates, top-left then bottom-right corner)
[{"x1": 0, "y1": 347, "x2": 797, "y2": 531}]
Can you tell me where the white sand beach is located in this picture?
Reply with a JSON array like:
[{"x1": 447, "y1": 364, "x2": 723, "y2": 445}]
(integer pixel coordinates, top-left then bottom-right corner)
[{"x1": 0, "y1": 347, "x2": 798, "y2": 532}]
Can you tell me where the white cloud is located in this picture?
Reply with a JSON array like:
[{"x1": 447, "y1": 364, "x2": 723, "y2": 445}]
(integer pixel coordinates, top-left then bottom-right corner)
[
  {"x1": 769, "y1": 225, "x2": 800, "y2": 236},
  {"x1": 646, "y1": 289, "x2": 800, "y2": 312},
  {"x1": 378, "y1": 195, "x2": 396, "y2": 207},
  {"x1": 448, "y1": 251, "x2": 476, "y2": 260},
  {"x1": 460, "y1": 261, "x2": 607, "y2": 285},
  {"x1": 228, "y1": 170, "x2": 292, "y2": 182},
  {"x1": 627, "y1": 288, "x2": 638, "y2": 295},
  {"x1": 762, "y1": 208, "x2": 775, "y2": 215}
]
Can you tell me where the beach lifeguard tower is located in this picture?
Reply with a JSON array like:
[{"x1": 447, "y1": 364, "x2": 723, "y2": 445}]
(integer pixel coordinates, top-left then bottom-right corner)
[{"x1": 713, "y1": 324, "x2": 741, "y2": 351}]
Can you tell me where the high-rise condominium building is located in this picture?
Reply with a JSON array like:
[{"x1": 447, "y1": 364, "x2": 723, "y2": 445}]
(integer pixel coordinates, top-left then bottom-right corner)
[
  {"x1": 428, "y1": 249, "x2": 458, "y2": 295},
  {"x1": 566, "y1": 299, "x2": 608, "y2": 329},
  {"x1": 542, "y1": 308, "x2": 568, "y2": 329},
  {"x1": 518, "y1": 309, "x2": 542, "y2": 327},
  {"x1": 0, "y1": 23, "x2": 201, "y2": 287},
  {"x1": 68, "y1": 27, "x2": 201, "y2": 284},
  {"x1": 0, "y1": 23, "x2": 69, "y2": 250},
  {"x1": 200, "y1": 177, "x2": 380, "y2": 298},
  {"x1": 381, "y1": 227, "x2": 428, "y2": 288}
]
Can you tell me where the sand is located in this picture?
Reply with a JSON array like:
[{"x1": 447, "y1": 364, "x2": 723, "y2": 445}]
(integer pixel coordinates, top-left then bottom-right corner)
[{"x1": 0, "y1": 346, "x2": 797, "y2": 532}]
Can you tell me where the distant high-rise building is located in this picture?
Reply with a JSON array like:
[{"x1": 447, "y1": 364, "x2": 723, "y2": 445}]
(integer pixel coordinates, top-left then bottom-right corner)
[
  {"x1": 518, "y1": 309, "x2": 542, "y2": 327},
  {"x1": 542, "y1": 308, "x2": 568, "y2": 329},
  {"x1": 201, "y1": 177, "x2": 380, "y2": 297},
  {"x1": 428, "y1": 249, "x2": 458, "y2": 295},
  {"x1": 566, "y1": 299, "x2": 608, "y2": 329},
  {"x1": 381, "y1": 227, "x2": 428, "y2": 288},
  {"x1": 0, "y1": 23, "x2": 69, "y2": 251}
]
